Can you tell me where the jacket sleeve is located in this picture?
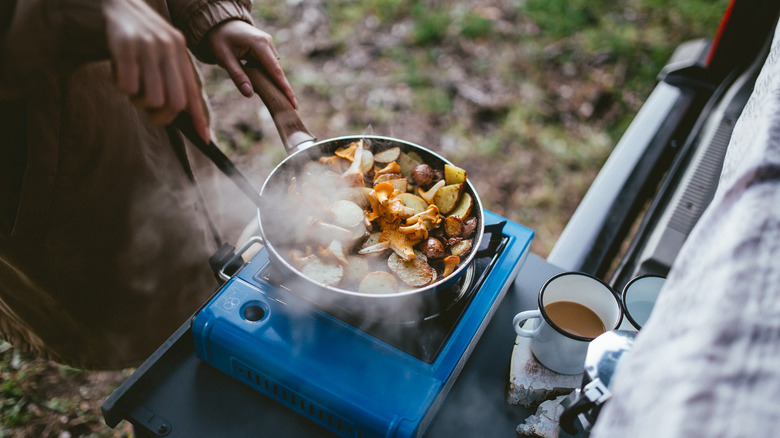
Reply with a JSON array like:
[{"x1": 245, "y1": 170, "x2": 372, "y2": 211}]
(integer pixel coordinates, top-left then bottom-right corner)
[
  {"x1": 0, "y1": 0, "x2": 108, "y2": 99},
  {"x1": 166, "y1": 0, "x2": 253, "y2": 63}
]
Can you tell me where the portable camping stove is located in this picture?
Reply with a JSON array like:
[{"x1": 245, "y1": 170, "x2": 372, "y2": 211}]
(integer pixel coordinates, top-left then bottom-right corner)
[{"x1": 191, "y1": 211, "x2": 533, "y2": 438}]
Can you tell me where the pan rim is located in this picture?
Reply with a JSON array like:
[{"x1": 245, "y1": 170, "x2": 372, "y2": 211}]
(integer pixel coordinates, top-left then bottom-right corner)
[{"x1": 257, "y1": 134, "x2": 485, "y2": 300}]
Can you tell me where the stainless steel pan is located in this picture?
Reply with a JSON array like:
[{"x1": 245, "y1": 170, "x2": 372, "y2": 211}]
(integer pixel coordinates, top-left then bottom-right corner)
[{"x1": 178, "y1": 61, "x2": 484, "y2": 322}]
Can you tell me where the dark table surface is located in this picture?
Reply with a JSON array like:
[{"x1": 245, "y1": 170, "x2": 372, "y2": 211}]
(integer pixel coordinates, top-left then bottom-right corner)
[{"x1": 101, "y1": 254, "x2": 564, "y2": 437}]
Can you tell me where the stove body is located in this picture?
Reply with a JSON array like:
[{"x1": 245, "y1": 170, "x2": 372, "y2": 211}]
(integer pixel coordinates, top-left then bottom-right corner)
[{"x1": 191, "y1": 211, "x2": 533, "y2": 438}]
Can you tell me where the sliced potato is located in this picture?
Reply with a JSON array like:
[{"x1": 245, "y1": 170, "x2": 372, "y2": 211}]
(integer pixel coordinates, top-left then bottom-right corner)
[
  {"x1": 330, "y1": 200, "x2": 365, "y2": 229},
  {"x1": 343, "y1": 255, "x2": 371, "y2": 283},
  {"x1": 387, "y1": 252, "x2": 436, "y2": 287},
  {"x1": 433, "y1": 183, "x2": 463, "y2": 214},
  {"x1": 373, "y1": 147, "x2": 401, "y2": 163},
  {"x1": 448, "y1": 192, "x2": 473, "y2": 220},
  {"x1": 450, "y1": 239, "x2": 473, "y2": 257},
  {"x1": 444, "y1": 164, "x2": 467, "y2": 185},
  {"x1": 301, "y1": 257, "x2": 344, "y2": 286},
  {"x1": 397, "y1": 193, "x2": 428, "y2": 214},
  {"x1": 359, "y1": 271, "x2": 400, "y2": 294},
  {"x1": 303, "y1": 170, "x2": 346, "y2": 196},
  {"x1": 406, "y1": 151, "x2": 423, "y2": 164},
  {"x1": 313, "y1": 222, "x2": 353, "y2": 245}
]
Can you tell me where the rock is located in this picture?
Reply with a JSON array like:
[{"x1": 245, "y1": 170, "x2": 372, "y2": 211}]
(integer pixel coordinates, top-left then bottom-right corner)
[
  {"x1": 516, "y1": 394, "x2": 569, "y2": 438},
  {"x1": 506, "y1": 332, "x2": 582, "y2": 408}
]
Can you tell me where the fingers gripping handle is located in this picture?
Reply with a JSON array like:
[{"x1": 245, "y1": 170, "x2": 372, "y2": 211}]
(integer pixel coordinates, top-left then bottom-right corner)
[{"x1": 513, "y1": 310, "x2": 542, "y2": 337}]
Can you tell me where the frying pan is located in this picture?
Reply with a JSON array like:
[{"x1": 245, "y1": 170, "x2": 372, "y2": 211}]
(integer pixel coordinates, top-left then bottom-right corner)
[{"x1": 176, "y1": 60, "x2": 484, "y2": 322}]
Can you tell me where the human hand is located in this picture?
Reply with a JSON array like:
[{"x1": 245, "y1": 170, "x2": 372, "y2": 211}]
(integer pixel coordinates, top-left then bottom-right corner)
[
  {"x1": 206, "y1": 19, "x2": 298, "y2": 109},
  {"x1": 103, "y1": 0, "x2": 210, "y2": 142}
]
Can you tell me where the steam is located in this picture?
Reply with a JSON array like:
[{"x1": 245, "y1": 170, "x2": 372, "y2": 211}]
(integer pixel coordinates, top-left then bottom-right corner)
[{"x1": 250, "y1": 137, "x2": 436, "y2": 327}]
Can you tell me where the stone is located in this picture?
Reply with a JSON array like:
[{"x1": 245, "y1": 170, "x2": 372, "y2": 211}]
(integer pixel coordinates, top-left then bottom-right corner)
[
  {"x1": 506, "y1": 333, "x2": 582, "y2": 408},
  {"x1": 516, "y1": 395, "x2": 569, "y2": 438}
]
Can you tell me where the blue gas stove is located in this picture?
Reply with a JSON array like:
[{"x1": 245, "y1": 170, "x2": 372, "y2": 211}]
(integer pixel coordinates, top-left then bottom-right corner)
[{"x1": 191, "y1": 210, "x2": 533, "y2": 438}]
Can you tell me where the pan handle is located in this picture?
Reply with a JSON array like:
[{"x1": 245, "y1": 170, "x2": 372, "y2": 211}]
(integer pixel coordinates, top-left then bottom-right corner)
[{"x1": 243, "y1": 58, "x2": 316, "y2": 154}]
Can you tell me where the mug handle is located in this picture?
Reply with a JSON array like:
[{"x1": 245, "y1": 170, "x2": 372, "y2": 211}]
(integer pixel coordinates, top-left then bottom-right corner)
[{"x1": 513, "y1": 310, "x2": 542, "y2": 337}]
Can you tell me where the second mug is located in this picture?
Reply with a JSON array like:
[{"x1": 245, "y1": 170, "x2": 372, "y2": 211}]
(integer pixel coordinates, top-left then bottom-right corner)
[{"x1": 514, "y1": 272, "x2": 623, "y2": 374}]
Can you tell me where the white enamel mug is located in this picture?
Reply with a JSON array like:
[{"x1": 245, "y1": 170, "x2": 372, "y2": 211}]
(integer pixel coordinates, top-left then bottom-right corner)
[
  {"x1": 513, "y1": 272, "x2": 623, "y2": 375},
  {"x1": 622, "y1": 274, "x2": 665, "y2": 330}
]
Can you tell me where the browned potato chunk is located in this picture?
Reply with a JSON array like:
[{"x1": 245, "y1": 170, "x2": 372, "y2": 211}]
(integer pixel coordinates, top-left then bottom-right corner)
[
  {"x1": 444, "y1": 164, "x2": 467, "y2": 185},
  {"x1": 448, "y1": 192, "x2": 473, "y2": 220},
  {"x1": 411, "y1": 164, "x2": 435, "y2": 187},
  {"x1": 433, "y1": 183, "x2": 463, "y2": 214},
  {"x1": 419, "y1": 237, "x2": 446, "y2": 259},
  {"x1": 462, "y1": 216, "x2": 477, "y2": 238},
  {"x1": 444, "y1": 216, "x2": 464, "y2": 237},
  {"x1": 386, "y1": 178, "x2": 409, "y2": 194},
  {"x1": 387, "y1": 253, "x2": 436, "y2": 287},
  {"x1": 450, "y1": 239, "x2": 473, "y2": 257}
]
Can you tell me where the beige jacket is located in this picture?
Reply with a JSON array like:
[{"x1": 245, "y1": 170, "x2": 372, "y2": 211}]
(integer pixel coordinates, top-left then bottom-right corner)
[{"x1": 0, "y1": 0, "x2": 255, "y2": 369}]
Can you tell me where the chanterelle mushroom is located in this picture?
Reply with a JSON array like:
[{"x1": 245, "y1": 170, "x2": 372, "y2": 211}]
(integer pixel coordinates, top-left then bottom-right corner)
[
  {"x1": 375, "y1": 161, "x2": 402, "y2": 177},
  {"x1": 405, "y1": 204, "x2": 442, "y2": 229},
  {"x1": 319, "y1": 155, "x2": 347, "y2": 171},
  {"x1": 379, "y1": 219, "x2": 424, "y2": 262},
  {"x1": 335, "y1": 141, "x2": 360, "y2": 160},
  {"x1": 369, "y1": 182, "x2": 416, "y2": 222},
  {"x1": 398, "y1": 219, "x2": 428, "y2": 242},
  {"x1": 441, "y1": 255, "x2": 461, "y2": 278}
]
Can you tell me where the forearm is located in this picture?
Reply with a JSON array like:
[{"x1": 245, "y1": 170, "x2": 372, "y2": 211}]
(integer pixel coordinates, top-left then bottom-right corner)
[{"x1": 166, "y1": 0, "x2": 253, "y2": 63}]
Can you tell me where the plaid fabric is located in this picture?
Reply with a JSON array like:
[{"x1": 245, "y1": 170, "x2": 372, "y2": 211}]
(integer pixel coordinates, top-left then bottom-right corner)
[{"x1": 591, "y1": 19, "x2": 780, "y2": 438}]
